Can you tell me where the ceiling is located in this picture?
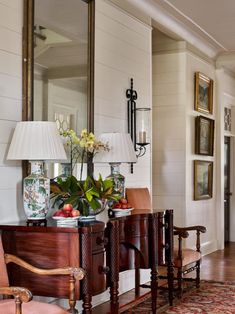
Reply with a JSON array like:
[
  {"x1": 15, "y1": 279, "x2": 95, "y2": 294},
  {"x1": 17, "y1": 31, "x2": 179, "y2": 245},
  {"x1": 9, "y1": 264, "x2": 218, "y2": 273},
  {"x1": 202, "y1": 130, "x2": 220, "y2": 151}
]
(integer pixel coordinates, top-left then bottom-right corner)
[{"x1": 152, "y1": 0, "x2": 235, "y2": 72}]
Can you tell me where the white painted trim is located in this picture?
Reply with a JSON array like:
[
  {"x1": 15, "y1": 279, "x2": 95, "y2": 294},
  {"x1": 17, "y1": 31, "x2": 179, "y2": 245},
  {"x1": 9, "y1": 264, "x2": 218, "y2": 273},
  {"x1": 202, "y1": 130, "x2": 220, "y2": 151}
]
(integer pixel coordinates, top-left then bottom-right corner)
[
  {"x1": 215, "y1": 68, "x2": 225, "y2": 250},
  {"x1": 201, "y1": 240, "x2": 218, "y2": 256},
  {"x1": 102, "y1": 0, "x2": 153, "y2": 30}
]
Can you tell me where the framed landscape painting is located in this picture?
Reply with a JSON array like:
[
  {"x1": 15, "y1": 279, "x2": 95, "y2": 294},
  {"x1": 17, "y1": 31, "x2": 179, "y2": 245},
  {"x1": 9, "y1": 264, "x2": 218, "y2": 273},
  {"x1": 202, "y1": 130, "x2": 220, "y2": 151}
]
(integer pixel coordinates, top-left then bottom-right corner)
[
  {"x1": 194, "y1": 160, "x2": 213, "y2": 200},
  {"x1": 195, "y1": 115, "x2": 214, "y2": 156},
  {"x1": 194, "y1": 72, "x2": 213, "y2": 114}
]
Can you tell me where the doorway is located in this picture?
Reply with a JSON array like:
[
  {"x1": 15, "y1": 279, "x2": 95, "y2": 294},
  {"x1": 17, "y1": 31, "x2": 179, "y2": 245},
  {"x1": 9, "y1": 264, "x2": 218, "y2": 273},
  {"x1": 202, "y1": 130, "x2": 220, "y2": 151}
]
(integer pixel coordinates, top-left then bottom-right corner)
[{"x1": 224, "y1": 136, "x2": 231, "y2": 243}]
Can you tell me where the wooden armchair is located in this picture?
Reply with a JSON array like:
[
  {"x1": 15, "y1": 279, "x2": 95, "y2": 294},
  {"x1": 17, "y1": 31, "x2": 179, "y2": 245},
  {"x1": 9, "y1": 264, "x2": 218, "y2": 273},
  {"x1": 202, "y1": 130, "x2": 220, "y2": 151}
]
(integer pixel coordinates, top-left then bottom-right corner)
[
  {"x1": 0, "y1": 237, "x2": 85, "y2": 314},
  {"x1": 173, "y1": 225, "x2": 206, "y2": 296},
  {"x1": 126, "y1": 187, "x2": 207, "y2": 302}
]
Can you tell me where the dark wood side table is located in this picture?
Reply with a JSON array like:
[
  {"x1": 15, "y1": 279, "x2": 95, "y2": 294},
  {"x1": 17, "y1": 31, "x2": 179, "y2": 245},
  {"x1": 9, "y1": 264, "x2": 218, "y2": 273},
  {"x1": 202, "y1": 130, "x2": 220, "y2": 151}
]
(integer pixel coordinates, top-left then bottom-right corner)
[{"x1": 0, "y1": 218, "x2": 107, "y2": 314}]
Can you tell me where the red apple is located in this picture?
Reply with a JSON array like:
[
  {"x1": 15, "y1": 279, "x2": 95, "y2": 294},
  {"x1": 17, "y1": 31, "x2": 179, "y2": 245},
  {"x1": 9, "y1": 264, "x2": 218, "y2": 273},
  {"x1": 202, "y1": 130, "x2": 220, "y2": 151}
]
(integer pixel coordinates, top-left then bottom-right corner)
[
  {"x1": 53, "y1": 210, "x2": 63, "y2": 217},
  {"x1": 113, "y1": 203, "x2": 121, "y2": 209},
  {"x1": 53, "y1": 210, "x2": 68, "y2": 217},
  {"x1": 120, "y1": 198, "x2": 128, "y2": 204},
  {"x1": 63, "y1": 204, "x2": 73, "y2": 213},
  {"x1": 121, "y1": 204, "x2": 128, "y2": 209},
  {"x1": 71, "y1": 209, "x2": 80, "y2": 217}
]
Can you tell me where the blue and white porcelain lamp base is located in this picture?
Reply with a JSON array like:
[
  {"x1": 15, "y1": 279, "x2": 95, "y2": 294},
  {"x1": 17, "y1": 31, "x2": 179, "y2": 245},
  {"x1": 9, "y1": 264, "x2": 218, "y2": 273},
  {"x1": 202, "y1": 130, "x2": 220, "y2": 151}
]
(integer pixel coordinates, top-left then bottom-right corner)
[{"x1": 24, "y1": 161, "x2": 50, "y2": 220}]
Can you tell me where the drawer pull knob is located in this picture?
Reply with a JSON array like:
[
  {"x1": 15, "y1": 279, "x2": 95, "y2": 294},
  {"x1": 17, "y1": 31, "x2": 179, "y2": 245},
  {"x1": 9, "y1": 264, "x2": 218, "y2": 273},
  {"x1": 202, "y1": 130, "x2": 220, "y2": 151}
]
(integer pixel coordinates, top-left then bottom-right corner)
[
  {"x1": 99, "y1": 266, "x2": 110, "y2": 274},
  {"x1": 96, "y1": 237, "x2": 108, "y2": 246}
]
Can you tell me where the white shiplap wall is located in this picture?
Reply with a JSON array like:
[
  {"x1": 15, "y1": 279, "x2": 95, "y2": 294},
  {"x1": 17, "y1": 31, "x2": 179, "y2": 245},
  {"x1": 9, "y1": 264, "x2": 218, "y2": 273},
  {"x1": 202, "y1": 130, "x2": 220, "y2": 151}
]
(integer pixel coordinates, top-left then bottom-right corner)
[
  {"x1": 0, "y1": 0, "x2": 24, "y2": 222},
  {"x1": 185, "y1": 52, "x2": 217, "y2": 253},
  {"x1": 152, "y1": 37, "x2": 218, "y2": 254},
  {"x1": 94, "y1": 0, "x2": 152, "y2": 191},
  {"x1": 152, "y1": 51, "x2": 187, "y2": 226}
]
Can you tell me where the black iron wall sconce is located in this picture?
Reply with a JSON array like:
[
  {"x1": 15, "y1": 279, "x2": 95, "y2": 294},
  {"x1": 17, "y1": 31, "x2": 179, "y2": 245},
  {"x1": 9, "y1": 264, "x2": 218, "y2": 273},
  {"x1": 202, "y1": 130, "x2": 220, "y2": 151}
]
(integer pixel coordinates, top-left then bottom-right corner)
[{"x1": 126, "y1": 78, "x2": 151, "y2": 158}]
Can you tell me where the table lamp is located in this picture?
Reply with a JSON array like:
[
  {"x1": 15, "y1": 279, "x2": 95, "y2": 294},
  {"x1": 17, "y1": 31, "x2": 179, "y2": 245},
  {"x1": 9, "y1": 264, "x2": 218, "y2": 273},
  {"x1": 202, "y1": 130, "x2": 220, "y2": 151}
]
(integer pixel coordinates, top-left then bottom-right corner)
[
  {"x1": 7, "y1": 121, "x2": 67, "y2": 221},
  {"x1": 94, "y1": 133, "x2": 137, "y2": 197}
]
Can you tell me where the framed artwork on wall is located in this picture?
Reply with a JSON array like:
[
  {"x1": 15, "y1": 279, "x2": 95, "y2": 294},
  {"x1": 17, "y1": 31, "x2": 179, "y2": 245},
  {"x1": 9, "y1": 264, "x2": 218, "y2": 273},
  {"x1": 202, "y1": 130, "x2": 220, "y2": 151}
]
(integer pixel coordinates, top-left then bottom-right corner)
[
  {"x1": 194, "y1": 72, "x2": 213, "y2": 114},
  {"x1": 194, "y1": 160, "x2": 213, "y2": 200},
  {"x1": 195, "y1": 115, "x2": 214, "y2": 156}
]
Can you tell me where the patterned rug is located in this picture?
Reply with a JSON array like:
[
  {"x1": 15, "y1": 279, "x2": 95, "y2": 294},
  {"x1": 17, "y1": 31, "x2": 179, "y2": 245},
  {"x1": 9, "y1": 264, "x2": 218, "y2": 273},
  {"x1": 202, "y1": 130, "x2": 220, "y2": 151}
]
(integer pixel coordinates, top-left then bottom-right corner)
[{"x1": 122, "y1": 281, "x2": 235, "y2": 313}]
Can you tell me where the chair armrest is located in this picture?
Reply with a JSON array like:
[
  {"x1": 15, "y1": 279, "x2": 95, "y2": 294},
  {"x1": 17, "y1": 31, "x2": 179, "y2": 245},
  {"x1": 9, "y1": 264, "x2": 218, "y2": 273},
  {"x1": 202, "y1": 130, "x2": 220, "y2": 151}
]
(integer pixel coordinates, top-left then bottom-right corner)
[
  {"x1": 174, "y1": 225, "x2": 206, "y2": 255},
  {"x1": 174, "y1": 225, "x2": 206, "y2": 233},
  {"x1": 0, "y1": 286, "x2": 32, "y2": 303},
  {"x1": 5, "y1": 254, "x2": 85, "y2": 280},
  {"x1": 5, "y1": 253, "x2": 85, "y2": 313},
  {"x1": 173, "y1": 228, "x2": 189, "y2": 238}
]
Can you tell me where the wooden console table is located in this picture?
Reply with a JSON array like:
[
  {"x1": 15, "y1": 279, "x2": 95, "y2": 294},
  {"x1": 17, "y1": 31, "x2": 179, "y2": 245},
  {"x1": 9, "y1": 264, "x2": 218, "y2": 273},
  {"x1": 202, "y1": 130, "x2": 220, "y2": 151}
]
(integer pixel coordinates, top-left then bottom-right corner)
[
  {"x1": 0, "y1": 219, "x2": 107, "y2": 314},
  {"x1": 0, "y1": 211, "x2": 173, "y2": 314}
]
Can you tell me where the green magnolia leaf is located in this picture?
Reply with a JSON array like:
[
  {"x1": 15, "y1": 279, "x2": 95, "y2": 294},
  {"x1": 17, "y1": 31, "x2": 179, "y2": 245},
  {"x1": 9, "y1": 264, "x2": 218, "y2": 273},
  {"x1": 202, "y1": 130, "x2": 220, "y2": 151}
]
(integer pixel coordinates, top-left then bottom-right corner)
[
  {"x1": 85, "y1": 187, "x2": 97, "y2": 202},
  {"x1": 102, "y1": 187, "x2": 113, "y2": 199},
  {"x1": 94, "y1": 178, "x2": 102, "y2": 190},
  {"x1": 88, "y1": 198, "x2": 101, "y2": 210},
  {"x1": 51, "y1": 194, "x2": 64, "y2": 208},
  {"x1": 82, "y1": 200, "x2": 90, "y2": 216},
  {"x1": 89, "y1": 189, "x2": 100, "y2": 198},
  {"x1": 50, "y1": 173, "x2": 118, "y2": 217},
  {"x1": 103, "y1": 179, "x2": 113, "y2": 191},
  {"x1": 64, "y1": 195, "x2": 79, "y2": 207},
  {"x1": 84, "y1": 176, "x2": 90, "y2": 191},
  {"x1": 108, "y1": 194, "x2": 120, "y2": 201},
  {"x1": 69, "y1": 176, "x2": 81, "y2": 193}
]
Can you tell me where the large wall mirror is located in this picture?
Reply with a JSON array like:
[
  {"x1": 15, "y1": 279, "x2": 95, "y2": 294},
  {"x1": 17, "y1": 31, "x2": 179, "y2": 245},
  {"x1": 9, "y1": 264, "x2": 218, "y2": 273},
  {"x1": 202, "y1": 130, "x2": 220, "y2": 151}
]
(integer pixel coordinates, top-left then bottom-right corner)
[{"x1": 23, "y1": 0, "x2": 94, "y2": 178}]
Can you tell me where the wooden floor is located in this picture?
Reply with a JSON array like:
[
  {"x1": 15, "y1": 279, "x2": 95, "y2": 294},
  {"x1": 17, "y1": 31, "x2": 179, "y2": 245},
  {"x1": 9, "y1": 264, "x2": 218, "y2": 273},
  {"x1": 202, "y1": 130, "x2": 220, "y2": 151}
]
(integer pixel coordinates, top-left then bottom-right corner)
[
  {"x1": 201, "y1": 241, "x2": 235, "y2": 281},
  {"x1": 93, "y1": 242, "x2": 235, "y2": 313}
]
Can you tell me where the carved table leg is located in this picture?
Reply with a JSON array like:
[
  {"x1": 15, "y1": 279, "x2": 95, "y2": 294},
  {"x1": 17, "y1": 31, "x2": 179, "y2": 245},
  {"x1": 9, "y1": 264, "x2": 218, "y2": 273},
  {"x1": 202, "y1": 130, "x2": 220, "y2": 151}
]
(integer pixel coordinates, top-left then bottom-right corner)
[
  {"x1": 165, "y1": 209, "x2": 174, "y2": 306},
  {"x1": 106, "y1": 219, "x2": 120, "y2": 314},
  {"x1": 80, "y1": 229, "x2": 92, "y2": 314},
  {"x1": 149, "y1": 213, "x2": 158, "y2": 314}
]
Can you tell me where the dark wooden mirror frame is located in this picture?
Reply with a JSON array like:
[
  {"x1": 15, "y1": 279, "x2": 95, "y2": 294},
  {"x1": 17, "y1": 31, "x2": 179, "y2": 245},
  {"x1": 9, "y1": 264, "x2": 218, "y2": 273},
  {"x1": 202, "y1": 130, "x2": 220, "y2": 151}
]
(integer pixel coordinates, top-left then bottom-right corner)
[{"x1": 22, "y1": 0, "x2": 95, "y2": 177}]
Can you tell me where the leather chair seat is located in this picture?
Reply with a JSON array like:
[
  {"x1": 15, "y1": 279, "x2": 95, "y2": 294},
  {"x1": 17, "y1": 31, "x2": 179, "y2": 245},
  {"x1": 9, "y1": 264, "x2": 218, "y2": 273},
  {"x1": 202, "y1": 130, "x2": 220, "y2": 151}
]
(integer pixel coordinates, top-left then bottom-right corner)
[
  {"x1": 173, "y1": 249, "x2": 201, "y2": 267},
  {"x1": 0, "y1": 299, "x2": 68, "y2": 314}
]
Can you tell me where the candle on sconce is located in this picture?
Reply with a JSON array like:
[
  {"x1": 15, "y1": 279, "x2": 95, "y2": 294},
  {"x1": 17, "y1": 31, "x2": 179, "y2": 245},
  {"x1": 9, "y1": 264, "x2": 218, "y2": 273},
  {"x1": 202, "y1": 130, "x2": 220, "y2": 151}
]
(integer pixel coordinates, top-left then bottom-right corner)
[{"x1": 139, "y1": 131, "x2": 146, "y2": 144}]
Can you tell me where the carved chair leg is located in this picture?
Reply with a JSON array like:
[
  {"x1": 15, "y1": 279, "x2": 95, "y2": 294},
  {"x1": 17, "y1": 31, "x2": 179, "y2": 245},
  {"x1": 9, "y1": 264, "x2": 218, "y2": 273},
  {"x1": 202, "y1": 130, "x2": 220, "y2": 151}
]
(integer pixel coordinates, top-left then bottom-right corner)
[
  {"x1": 15, "y1": 297, "x2": 22, "y2": 314},
  {"x1": 167, "y1": 263, "x2": 174, "y2": 306},
  {"x1": 177, "y1": 268, "x2": 183, "y2": 298},
  {"x1": 67, "y1": 275, "x2": 78, "y2": 314},
  {"x1": 196, "y1": 260, "x2": 201, "y2": 288},
  {"x1": 150, "y1": 265, "x2": 158, "y2": 314}
]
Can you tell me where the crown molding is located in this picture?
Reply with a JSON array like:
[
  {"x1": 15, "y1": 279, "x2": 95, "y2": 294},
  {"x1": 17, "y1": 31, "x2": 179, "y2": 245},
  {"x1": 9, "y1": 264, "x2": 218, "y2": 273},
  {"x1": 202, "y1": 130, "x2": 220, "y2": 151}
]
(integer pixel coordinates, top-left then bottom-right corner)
[{"x1": 126, "y1": 0, "x2": 221, "y2": 59}]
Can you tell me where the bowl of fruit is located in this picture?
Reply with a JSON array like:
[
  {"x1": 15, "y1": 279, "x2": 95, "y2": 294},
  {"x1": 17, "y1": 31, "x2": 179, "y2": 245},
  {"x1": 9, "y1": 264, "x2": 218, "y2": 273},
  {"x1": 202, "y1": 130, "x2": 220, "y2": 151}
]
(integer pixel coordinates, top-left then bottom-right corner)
[
  {"x1": 111, "y1": 198, "x2": 133, "y2": 217},
  {"x1": 52, "y1": 204, "x2": 80, "y2": 226}
]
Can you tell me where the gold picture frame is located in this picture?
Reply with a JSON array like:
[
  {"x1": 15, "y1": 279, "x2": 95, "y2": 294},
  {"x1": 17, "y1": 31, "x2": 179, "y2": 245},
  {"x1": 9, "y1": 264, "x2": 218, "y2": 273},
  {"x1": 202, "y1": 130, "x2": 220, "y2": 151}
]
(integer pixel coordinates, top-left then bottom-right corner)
[
  {"x1": 194, "y1": 160, "x2": 213, "y2": 200},
  {"x1": 195, "y1": 115, "x2": 214, "y2": 156},
  {"x1": 194, "y1": 72, "x2": 213, "y2": 114}
]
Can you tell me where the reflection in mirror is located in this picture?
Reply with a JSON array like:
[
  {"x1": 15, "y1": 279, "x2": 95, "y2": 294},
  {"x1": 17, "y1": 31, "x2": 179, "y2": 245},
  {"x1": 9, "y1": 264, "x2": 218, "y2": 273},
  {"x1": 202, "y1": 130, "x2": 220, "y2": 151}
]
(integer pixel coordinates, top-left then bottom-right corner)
[{"x1": 23, "y1": 0, "x2": 94, "y2": 179}]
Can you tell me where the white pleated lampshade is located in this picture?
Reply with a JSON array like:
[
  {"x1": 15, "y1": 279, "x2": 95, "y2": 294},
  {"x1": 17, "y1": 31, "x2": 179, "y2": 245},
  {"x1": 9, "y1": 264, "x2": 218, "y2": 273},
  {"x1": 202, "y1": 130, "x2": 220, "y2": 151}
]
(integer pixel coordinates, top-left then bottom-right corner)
[
  {"x1": 7, "y1": 121, "x2": 67, "y2": 161},
  {"x1": 94, "y1": 132, "x2": 137, "y2": 164}
]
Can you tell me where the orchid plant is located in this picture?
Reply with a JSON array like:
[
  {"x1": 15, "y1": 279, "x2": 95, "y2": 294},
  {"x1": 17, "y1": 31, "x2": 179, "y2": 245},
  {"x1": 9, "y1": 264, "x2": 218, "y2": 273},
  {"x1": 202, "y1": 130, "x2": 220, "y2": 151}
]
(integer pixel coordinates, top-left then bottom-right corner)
[{"x1": 62, "y1": 128, "x2": 109, "y2": 180}]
